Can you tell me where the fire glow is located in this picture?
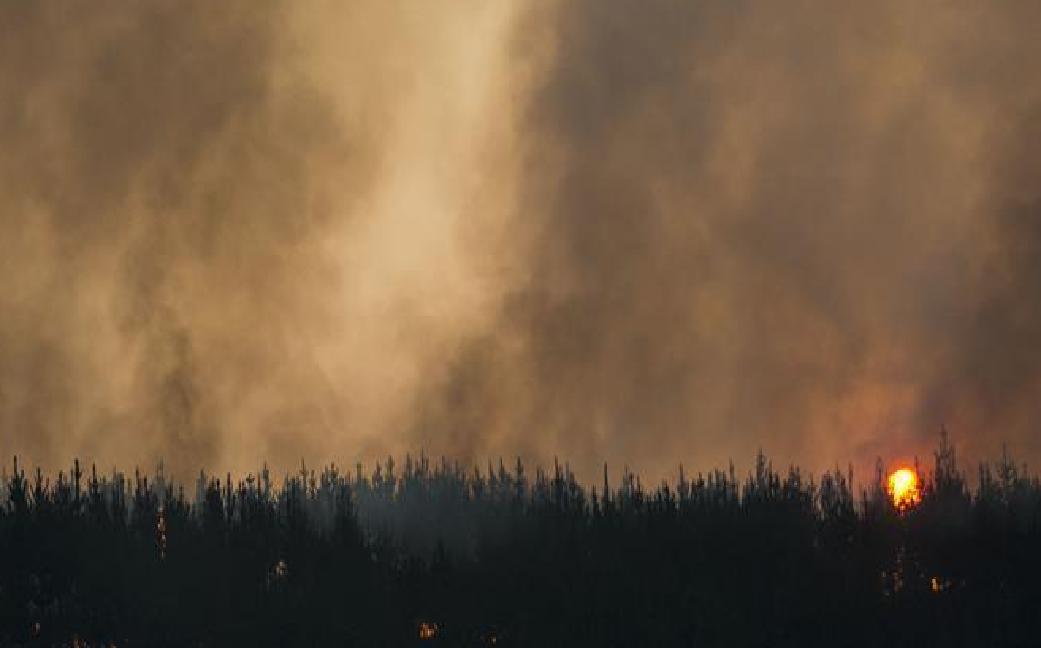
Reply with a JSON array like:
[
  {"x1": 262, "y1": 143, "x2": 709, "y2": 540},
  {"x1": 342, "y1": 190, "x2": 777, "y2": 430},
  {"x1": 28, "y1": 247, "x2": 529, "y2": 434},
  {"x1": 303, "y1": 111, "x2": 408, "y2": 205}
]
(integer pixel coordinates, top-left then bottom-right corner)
[{"x1": 887, "y1": 468, "x2": 921, "y2": 510}]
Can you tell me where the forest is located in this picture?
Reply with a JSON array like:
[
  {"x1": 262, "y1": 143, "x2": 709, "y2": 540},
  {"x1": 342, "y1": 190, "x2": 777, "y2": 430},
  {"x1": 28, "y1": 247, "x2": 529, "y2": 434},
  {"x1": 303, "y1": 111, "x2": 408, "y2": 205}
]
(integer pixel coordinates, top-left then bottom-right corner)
[{"x1": 1, "y1": 433, "x2": 1039, "y2": 647}]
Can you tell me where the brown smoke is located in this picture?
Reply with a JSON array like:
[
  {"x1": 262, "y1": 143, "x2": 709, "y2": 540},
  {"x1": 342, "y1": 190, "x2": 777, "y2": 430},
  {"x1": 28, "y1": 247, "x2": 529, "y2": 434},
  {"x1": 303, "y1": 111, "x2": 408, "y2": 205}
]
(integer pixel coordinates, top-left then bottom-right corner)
[{"x1": 2, "y1": 1, "x2": 1040, "y2": 483}]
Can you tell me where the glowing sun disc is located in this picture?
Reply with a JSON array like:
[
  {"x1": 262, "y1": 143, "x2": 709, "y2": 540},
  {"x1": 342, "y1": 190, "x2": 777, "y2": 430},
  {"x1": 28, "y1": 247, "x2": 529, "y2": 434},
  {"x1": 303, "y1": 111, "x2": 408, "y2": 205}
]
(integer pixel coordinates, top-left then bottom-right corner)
[{"x1": 887, "y1": 468, "x2": 921, "y2": 509}]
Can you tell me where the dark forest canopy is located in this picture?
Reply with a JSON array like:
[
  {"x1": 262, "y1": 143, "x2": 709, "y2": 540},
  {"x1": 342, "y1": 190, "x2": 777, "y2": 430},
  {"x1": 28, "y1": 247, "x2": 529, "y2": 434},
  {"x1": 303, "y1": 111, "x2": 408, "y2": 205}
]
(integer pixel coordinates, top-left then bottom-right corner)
[{"x1": 2, "y1": 435, "x2": 1040, "y2": 646}]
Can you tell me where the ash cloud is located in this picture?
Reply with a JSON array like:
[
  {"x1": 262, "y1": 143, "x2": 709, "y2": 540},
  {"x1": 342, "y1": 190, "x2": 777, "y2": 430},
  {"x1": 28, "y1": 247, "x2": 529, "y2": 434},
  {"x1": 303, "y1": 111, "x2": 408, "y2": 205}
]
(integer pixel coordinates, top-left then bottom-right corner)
[
  {"x1": 0, "y1": 1, "x2": 347, "y2": 473},
  {"x1": 416, "y1": 0, "x2": 1041, "y2": 480},
  {"x1": 0, "y1": 0, "x2": 525, "y2": 476},
  {"x1": 3, "y1": 1, "x2": 1041, "y2": 482}
]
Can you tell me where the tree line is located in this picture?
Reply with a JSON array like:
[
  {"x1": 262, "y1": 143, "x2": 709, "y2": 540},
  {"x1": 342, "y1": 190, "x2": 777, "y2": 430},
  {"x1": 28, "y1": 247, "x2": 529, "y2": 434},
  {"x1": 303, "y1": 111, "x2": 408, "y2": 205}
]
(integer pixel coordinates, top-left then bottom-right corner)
[{"x1": 1, "y1": 432, "x2": 1039, "y2": 646}]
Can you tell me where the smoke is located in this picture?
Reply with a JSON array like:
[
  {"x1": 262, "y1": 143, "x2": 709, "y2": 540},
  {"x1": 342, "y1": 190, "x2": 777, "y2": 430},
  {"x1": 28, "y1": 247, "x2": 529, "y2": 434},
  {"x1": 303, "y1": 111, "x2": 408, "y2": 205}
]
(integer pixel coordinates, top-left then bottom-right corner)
[
  {"x1": 0, "y1": 0, "x2": 527, "y2": 476},
  {"x1": 2, "y1": 1, "x2": 1040, "y2": 482},
  {"x1": 411, "y1": 0, "x2": 1041, "y2": 480}
]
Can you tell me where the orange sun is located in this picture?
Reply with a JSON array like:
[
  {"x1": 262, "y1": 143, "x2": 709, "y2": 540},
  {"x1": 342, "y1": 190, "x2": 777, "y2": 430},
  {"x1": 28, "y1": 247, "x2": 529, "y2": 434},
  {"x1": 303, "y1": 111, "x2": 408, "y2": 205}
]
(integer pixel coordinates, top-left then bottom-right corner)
[{"x1": 887, "y1": 467, "x2": 921, "y2": 509}]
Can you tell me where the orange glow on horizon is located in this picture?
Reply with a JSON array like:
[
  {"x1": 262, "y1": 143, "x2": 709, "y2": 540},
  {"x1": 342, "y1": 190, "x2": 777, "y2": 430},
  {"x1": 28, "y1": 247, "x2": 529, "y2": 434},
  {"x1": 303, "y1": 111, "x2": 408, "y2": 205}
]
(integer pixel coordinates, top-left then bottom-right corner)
[{"x1": 887, "y1": 467, "x2": 921, "y2": 509}]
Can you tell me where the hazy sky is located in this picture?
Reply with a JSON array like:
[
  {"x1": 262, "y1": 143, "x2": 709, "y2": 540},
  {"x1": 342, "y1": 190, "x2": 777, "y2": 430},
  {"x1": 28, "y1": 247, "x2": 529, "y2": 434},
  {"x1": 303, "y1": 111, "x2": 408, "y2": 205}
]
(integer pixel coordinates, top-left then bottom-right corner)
[{"x1": 2, "y1": 1, "x2": 1040, "y2": 484}]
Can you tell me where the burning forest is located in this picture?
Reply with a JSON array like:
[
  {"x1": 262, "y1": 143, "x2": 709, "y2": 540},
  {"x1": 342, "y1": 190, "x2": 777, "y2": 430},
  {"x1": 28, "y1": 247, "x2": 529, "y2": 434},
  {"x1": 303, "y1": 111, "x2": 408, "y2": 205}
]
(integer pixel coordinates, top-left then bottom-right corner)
[
  {"x1": 4, "y1": 0, "x2": 1041, "y2": 644},
  {"x1": 1, "y1": 433, "x2": 1040, "y2": 646}
]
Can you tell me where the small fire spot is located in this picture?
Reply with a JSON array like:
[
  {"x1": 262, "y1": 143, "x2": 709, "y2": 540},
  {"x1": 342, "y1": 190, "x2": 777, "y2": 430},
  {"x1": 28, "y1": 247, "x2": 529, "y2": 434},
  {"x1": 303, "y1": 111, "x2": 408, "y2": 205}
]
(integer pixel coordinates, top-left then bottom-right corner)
[
  {"x1": 418, "y1": 621, "x2": 439, "y2": 640},
  {"x1": 157, "y1": 506, "x2": 168, "y2": 560},
  {"x1": 274, "y1": 558, "x2": 288, "y2": 578}
]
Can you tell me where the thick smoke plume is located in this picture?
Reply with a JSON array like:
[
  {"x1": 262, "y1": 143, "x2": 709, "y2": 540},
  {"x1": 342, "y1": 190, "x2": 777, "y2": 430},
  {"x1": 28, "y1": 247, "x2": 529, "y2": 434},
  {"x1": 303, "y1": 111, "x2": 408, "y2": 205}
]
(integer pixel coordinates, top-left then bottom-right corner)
[{"x1": 2, "y1": 1, "x2": 1040, "y2": 482}]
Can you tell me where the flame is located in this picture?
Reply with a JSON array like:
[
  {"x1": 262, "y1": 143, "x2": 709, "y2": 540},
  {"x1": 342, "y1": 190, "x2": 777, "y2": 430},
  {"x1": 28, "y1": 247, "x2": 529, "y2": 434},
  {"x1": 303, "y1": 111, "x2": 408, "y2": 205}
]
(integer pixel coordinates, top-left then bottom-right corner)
[
  {"x1": 418, "y1": 621, "x2": 439, "y2": 640},
  {"x1": 887, "y1": 467, "x2": 921, "y2": 509}
]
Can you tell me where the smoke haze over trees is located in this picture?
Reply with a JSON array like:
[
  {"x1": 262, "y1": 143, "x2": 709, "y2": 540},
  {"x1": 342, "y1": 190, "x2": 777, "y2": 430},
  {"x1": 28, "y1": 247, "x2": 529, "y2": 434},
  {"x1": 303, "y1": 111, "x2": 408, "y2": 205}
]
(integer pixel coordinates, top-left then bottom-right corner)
[{"x1": 3, "y1": 1, "x2": 1041, "y2": 482}]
